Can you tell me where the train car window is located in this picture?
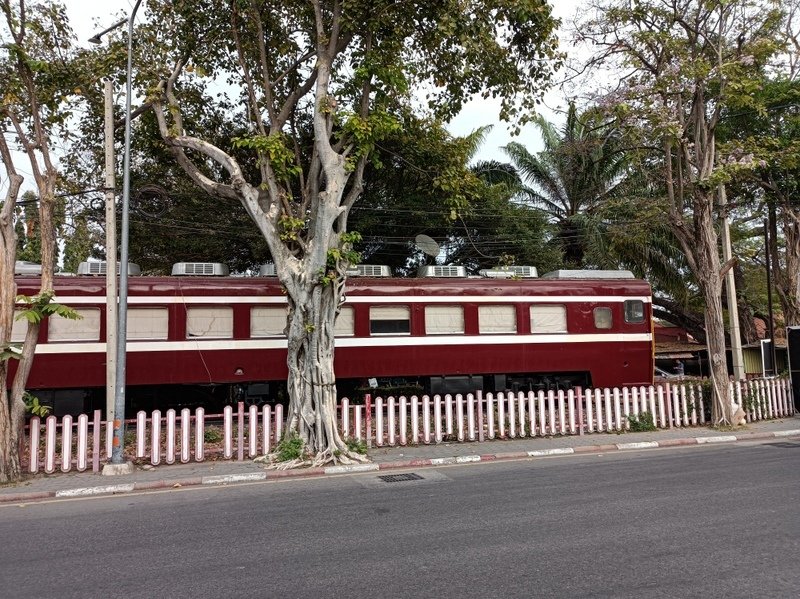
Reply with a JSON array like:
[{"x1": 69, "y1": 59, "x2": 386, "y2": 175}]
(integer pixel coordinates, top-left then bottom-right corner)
[
  {"x1": 334, "y1": 306, "x2": 355, "y2": 336},
  {"x1": 370, "y1": 305, "x2": 410, "y2": 335},
  {"x1": 251, "y1": 306, "x2": 288, "y2": 337},
  {"x1": 530, "y1": 304, "x2": 567, "y2": 333},
  {"x1": 624, "y1": 300, "x2": 645, "y2": 323},
  {"x1": 425, "y1": 305, "x2": 465, "y2": 335},
  {"x1": 127, "y1": 307, "x2": 169, "y2": 340},
  {"x1": 186, "y1": 306, "x2": 233, "y2": 339},
  {"x1": 593, "y1": 307, "x2": 613, "y2": 329},
  {"x1": 48, "y1": 308, "x2": 101, "y2": 342},
  {"x1": 478, "y1": 305, "x2": 517, "y2": 334},
  {"x1": 11, "y1": 311, "x2": 27, "y2": 343}
]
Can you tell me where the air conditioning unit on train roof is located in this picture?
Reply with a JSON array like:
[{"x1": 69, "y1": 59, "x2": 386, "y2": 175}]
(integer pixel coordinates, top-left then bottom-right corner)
[
  {"x1": 541, "y1": 269, "x2": 635, "y2": 280},
  {"x1": 258, "y1": 263, "x2": 277, "y2": 276},
  {"x1": 479, "y1": 265, "x2": 538, "y2": 279},
  {"x1": 15, "y1": 261, "x2": 42, "y2": 275},
  {"x1": 171, "y1": 262, "x2": 229, "y2": 276},
  {"x1": 346, "y1": 264, "x2": 392, "y2": 277},
  {"x1": 77, "y1": 261, "x2": 142, "y2": 276},
  {"x1": 417, "y1": 265, "x2": 467, "y2": 278}
]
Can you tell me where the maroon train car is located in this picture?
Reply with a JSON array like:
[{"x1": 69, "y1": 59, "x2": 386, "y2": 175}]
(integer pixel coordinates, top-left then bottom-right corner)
[{"x1": 12, "y1": 265, "x2": 654, "y2": 416}]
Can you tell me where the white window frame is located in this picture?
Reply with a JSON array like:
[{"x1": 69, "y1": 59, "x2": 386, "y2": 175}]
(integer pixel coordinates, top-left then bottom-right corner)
[
  {"x1": 186, "y1": 306, "x2": 233, "y2": 339},
  {"x1": 128, "y1": 307, "x2": 169, "y2": 340},
  {"x1": 48, "y1": 308, "x2": 101, "y2": 342},
  {"x1": 369, "y1": 305, "x2": 411, "y2": 336},
  {"x1": 530, "y1": 304, "x2": 567, "y2": 334},
  {"x1": 250, "y1": 306, "x2": 288, "y2": 338},
  {"x1": 425, "y1": 305, "x2": 465, "y2": 335},
  {"x1": 334, "y1": 306, "x2": 355, "y2": 337},
  {"x1": 478, "y1": 305, "x2": 517, "y2": 334},
  {"x1": 11, "y1": 311, "x2": 27, "y2": 343}
]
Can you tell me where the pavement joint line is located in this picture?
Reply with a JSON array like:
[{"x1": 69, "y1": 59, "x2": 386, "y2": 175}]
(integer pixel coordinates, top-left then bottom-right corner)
[{"x1": 54, "y1": 483, "x2": 135, "y2": 498}]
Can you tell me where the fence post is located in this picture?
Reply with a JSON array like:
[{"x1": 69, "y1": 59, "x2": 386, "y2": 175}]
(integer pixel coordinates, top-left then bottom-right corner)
[
  {"x1": 151, "y1": 410, "x2": 162, "y2": 465},
  {"x1": 196, "y1": 407, "x2": 205, "y2": 462},
  {"x1": 477, "y1": 390, "x2": 485, "y2": 443},
  {"x1": 365, "y1": 394, "x2": 372, "y2": 448},
  {"x1": 237, "y1": 402, "x2": 245, "y2": 461},
  {"x1": 29, "y1": 416, "x2": 40, "y2": 474},
  {"x1": 92, "y1": 410, "x2": 101, "y2": 473}
]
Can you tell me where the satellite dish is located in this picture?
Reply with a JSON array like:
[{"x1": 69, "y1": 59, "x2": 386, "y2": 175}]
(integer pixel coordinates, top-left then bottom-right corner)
[{"x1": 414, "y1": 234, "x2": 440, "y2": 258}]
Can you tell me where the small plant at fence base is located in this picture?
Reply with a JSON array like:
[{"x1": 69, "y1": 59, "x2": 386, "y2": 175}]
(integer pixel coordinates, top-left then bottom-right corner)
[
  {"x1": 627, "y1": 411, "x2": 656, "y2": 432},
  {"x1": 275, "y1": 434, "x2": 305, "y2": 462},
  {"x1": 204, "y1": 427, "x2": 223, "y2": 444},
  {"x1": 345, "y1": 437, "x2": 367, "y2": 455}
]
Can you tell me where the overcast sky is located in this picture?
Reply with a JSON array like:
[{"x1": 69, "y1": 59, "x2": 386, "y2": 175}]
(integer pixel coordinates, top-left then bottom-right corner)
[{"x1": 66, "y1": 0, "x2": 582, "y2": 163}]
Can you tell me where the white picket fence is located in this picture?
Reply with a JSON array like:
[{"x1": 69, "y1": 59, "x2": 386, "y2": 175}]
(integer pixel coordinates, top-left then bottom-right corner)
[{"x1": 23, "y1": 378, "x2": 795, "y2": 474}]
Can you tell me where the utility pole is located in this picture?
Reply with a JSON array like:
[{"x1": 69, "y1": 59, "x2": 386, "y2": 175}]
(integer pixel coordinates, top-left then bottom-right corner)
[
  {"x1": 719, "y1": 184, "x2": 745, "y2": 380},
  {"x1": 90, "y1": 3, "x2": 142, "y2": 474},
  {"x1": 764, "y1": 219, "x2": 778, "y2": 376},
  {"x1": 103, "y1": 79, "x2": 117, "y2": 421}
]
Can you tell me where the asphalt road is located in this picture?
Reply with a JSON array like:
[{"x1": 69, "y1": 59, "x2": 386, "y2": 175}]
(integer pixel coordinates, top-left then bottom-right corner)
[{"x1": 1, "y1": 441, "x2": 798, "y2": 599}]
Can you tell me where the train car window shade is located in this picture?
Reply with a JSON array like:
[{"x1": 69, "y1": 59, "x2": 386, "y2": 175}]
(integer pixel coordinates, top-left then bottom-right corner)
[
  {"x1": 128, "y1": 307, "x2": 169, "y2": 340},
  {"x1": 593, "y1": 307, "x2": 613, "y2": 329},
  {"x1": 370, "y1": 305, "x2": 411, "y2": 335},
  {"x1": 48, "y1": 308, "x2": 101, "y2": 342},
  {"x1": 251, "y1": 306, "x2": 287, "y2": 337},
  {"x1": 11, "y1": 311, "x2": 27, "y2": 343},
  {"x1": 530, "y1": 304, "x2": 567, "y2": 333},
  {"x1": 425, "y1": 305, "x2": 465, "y2": 335},
  {"x1": 624, "y1": 300, "x2": 645, "y2": 323},
  {"x1": 478, "y1": 305, "x2": 517, "y2": 334},
  {"x1": 186, "y1": 306, "x2": 233, "y2": 339},
  {"x1": 334, "y1": 306, "x2": 355, "y2": 337}
]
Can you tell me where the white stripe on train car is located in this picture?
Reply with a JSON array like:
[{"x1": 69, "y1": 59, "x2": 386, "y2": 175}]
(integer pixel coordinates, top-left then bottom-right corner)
[
  {"x1": 43, "y1": 294, "x2": 652, "y2": 306},
  {"x1": 32, "y1": 332, "x2": 654, "y2": 355}
]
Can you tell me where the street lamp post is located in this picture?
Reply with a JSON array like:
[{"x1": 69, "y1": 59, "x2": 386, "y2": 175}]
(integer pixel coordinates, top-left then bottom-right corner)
[{"x1": 90, "y1": 0, "x2": 143, "y2": 472}]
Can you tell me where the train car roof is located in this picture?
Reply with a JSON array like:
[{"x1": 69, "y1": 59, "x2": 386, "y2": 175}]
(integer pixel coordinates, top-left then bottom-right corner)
[{"x1": 15, "y1": 274, "x2": 652, "y2": 298}]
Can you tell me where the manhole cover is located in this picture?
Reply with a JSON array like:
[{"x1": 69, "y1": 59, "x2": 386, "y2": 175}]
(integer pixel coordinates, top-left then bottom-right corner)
[{"x1": 378, "y1": 473, "x2": 424, "y2": 483}]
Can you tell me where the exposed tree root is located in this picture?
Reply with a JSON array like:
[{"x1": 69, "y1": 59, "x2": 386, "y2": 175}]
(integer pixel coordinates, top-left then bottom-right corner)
[{"x1": 254, "y1": 448, "x2": 370, "y2": 470}]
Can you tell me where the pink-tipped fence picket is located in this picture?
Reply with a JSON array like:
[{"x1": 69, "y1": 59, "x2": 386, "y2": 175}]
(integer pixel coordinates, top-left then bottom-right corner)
[{"x1": 23, "y1": 378, "x2": 795, "y2": 474}]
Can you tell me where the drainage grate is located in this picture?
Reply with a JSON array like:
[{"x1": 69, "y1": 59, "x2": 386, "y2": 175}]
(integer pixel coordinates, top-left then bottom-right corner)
[{"x1": 378, "y1": 473, "x2": 424, "y2": 483}]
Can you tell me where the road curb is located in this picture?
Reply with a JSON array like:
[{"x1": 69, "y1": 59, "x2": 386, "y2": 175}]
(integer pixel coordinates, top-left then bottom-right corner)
[{"x1": 1, "y1": 428, "x2": 798, "y2": 504}]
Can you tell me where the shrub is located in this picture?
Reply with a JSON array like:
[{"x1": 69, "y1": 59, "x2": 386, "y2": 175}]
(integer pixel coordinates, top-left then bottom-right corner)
[
  {"x1": 345, "y1": 437, "x2": 367, "y2": 454},
  {"x1": 627, "y1": 411, "x2": 657, "y2": 432},
  {"x1": 275, "y1": 433, "x2": 305, "y2": 461},
  {"x1": 204, "y1": 427, "x2": 223, "y2": 443}
]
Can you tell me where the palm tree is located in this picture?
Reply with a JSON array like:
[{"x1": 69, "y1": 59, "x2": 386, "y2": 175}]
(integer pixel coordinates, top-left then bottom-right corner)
[{"x1": 502, "y1": 103, "x2": 628, "y2": 266}]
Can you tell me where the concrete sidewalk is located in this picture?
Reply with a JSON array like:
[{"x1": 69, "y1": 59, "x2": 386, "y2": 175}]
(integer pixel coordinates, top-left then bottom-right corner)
[{"x1": 2, "y1": 416, "x2": 799, "y2": 504}]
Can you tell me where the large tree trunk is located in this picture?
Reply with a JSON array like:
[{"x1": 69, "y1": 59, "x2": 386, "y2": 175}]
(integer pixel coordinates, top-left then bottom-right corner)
[
  {"x1": 280, "y1": 277, "x2": 366, "y2": 466},
  {"x1": 0, "y1": 142, "x2": 24, "y2": 483},
  {"x1": 693, "y1": 195, "x2": 736, "y2": 426}
]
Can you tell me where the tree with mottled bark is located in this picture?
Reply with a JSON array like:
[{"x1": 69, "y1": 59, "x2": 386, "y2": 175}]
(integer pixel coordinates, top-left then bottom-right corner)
[
  {"x1": 0, "y1": 0, "x2": 81, "y2": 482},
  {"x1": 141, "y1": 0, "x2": 560, "y2": 465},
  {"x1": 577, "y1": 0, "x2": 784, "y2": 425}
]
